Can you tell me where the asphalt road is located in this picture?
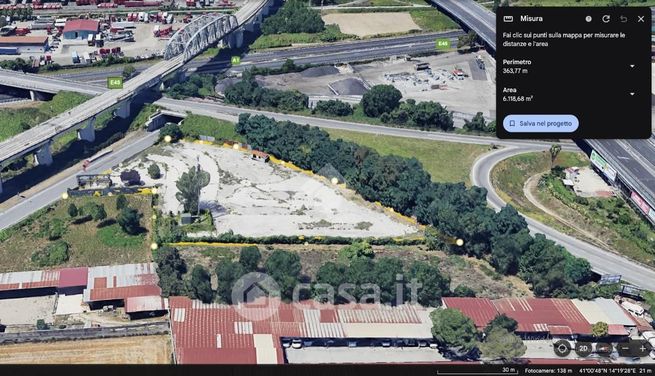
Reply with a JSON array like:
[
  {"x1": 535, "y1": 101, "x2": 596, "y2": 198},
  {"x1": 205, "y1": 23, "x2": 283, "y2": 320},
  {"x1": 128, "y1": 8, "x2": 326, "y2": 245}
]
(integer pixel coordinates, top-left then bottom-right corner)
[
  {"x1": 470, "y1": 146, "x2": 655, "y2": 288},
  {"x1": 46, "y1": 31, "x2": 465, "y2": 84},
  {"x1": 0, "y1": 131, "x2": 159, "y2": 231}
]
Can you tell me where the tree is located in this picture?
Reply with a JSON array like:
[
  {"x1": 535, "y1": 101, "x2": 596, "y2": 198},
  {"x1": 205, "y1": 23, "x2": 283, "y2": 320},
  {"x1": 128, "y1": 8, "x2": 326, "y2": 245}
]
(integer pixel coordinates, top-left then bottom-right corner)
[
  {"x1": 148, "y1": 163, "x2": 161, "y2": 179},
  {"x1": 239, "y1": 246, "x2": 262, "y2": 272},
  {"x1": 122, "y1": 64, "x2": 136, "y2": 79},
  {"x1": 160, "y1": 123, "x2": 183, "y2": 143},
  {"x1": 154, "y1": 215, "x2": 184, "y2": 244},
  {"x1": 188, "y1": 265, "x2": 214, "y2": 303},
  {"x1": 337, "y1": 241, "x2": 374, "y2": 263},
  {"x1": 67, "y1": 203, "x2": 78, "y2": 218},
  {"x1": 117, "y1": 207, "x2": 141, "y2": 235},
  {"x1": 116, "y1": 194, "x2": 128, "y2": 210},
  {"x1": 452, "y1": 285, "x2": 476, "y2": 297},
  {"x1": 480, "y1": 327, "x2": 526, "y2": 361},
  {"x1": 215, "y1": 259, "x2": 245, "y2": 303},
  {"x1": 313, "y1": 100, "x2": 354, "y2": 117},
  {"x1": 463, "y1": 112, "x2": 487, "y2": 132},
  {"x1": 591, "y1": 322, "x2": 609, "y2": 338},
  {"x1": 549, "y1": 144, "x2": 562, "y2": 169},
  {"x1": 457, "y1": 31, "x2": 478, "y2": 49},
  {"x1": 484, "y1": 314, "x2": 518, "y2": 336},
  {"x1": 407, "y1": 261, "x2": 450, "y2": 307},
  {"x1": 490, "y1": 230, "x2": 532, "y2": 275},
  {"x1": 261, "y1": 0, "x2": 325, "y2": 35},
  {"x1": 175, "y1": 166, "x2": 210, "y2": 214},
  {"x1": 430, "y1": 308, "x2": 479, "y2": 356},
  {"x1": 361, "y1": 85, "x2": 402, "y2": 117},
  {"x1": 154, "y1": 246, "x2": 187, "y2": 297},
  {"x1": 314, "y1": 262, "x2": 349, "y2": 303},
  {"x1": 264, "y1": 250, "x2": 302, "y2": 300},
  {"x1": 91, "y1": 204, "x2": 107, "y2": 222}
]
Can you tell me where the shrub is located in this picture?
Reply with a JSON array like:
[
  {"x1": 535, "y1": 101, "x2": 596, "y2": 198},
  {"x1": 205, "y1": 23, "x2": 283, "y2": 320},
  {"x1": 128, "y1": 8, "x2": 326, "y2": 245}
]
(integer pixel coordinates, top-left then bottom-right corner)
[
  {"x1": 148, "y1": 163, "x2": 162, "y2": 179},
  {"x1": 32, "y1": 241, "x2": 70, "y2": 267}
]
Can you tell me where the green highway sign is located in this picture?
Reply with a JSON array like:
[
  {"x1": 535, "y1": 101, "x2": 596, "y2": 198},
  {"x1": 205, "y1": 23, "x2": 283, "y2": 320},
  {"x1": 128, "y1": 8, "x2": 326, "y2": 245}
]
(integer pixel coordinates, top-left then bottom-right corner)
[
  {"x1": 436, "y1": 39, "x2": 451, "y2": 50},
  {"x1": 231, "y1": 56, "x2": 241, "y2": 65},
  {"x1": 107, "y1": 77, "x2": 124, "y2": 89}
]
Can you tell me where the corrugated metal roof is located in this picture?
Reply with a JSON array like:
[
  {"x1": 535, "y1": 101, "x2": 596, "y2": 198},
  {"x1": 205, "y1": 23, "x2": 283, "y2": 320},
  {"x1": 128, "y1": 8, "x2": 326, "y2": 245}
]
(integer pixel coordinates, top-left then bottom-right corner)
[
  {"x1": 125, "y1": 295, "x2": 167, "y2": 313},
  {"x1": 607, "y1": 324, "x2": 629, "y2": 336},
  {"x1": 83, "y1": 263, "x2": 160, "y2": 303},
  {"x1": 169, "y1": 296, "x2": 434, "y2": 365},
  {"x1": 58, "y1": 267, "x2": 88, "y2": 288},
  {"x1": 492, "y1": 298, "x2": 591, "y2": 335},
  {"x1": 595, "y1": 298, "x2": 637, "y2": 326},
  {"x1": 0, "y1": 269, "x2": 59, "y2": 291},
  {"x1": 442, "y1": 297, "x2": 498, "y2": 328}
]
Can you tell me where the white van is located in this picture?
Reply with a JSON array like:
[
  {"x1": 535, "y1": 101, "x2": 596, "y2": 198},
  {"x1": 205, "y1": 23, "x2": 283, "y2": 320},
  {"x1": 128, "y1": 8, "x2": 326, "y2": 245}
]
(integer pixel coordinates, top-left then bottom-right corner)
[{"x1": 621, "y1": 301, "x2": 645, "y2": 317}]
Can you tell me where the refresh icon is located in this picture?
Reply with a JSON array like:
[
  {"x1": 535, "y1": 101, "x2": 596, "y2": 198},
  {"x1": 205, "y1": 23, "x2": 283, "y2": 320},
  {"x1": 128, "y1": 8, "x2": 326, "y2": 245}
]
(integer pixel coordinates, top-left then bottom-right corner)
[{"x1": 602, "y1": 15, "x2": 611, "y2": 23}]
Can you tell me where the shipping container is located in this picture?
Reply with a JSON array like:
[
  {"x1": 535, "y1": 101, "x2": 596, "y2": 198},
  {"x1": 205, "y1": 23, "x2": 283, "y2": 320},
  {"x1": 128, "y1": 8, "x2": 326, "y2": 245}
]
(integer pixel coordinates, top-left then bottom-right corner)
[
  {"x1": 0, "y1": 47, "x2": 18, "y2": 55},
  {"x1": 112, "y1": 21, "x2": 135, "y2": 29}
]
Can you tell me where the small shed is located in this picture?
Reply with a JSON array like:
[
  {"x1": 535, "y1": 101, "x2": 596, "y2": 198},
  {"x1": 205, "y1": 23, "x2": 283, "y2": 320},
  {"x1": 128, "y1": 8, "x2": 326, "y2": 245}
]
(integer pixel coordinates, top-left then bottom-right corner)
[
  {"x1": 252, "y1": 150, "x2": 270, "y2": 163},
  {"x1": 120, "y1": 170, "x2": 141, "y2": 186}
]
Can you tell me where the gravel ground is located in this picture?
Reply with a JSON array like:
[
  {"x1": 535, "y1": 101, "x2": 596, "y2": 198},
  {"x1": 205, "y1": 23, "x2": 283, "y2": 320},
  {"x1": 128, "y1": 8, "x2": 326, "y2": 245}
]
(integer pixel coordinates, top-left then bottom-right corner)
[
  {"x1": 0, "y1": 295, "x2": 55, "y2": 325},
  {"x1": 117, "y1": 142, "x2": 418, "y2": 238}
]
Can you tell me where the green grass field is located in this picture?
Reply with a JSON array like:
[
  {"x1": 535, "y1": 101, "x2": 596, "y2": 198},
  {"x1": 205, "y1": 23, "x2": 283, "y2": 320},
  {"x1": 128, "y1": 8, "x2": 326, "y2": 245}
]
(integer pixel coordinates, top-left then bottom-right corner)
[
  {"x1": 0, "y1": 195, "x2": 153, "y2": 272},
  {"x1": 410, "y1": 9, "x2": 460, "y2": 32},
  {"x1": 326, "y1": 128, "x2": 490, "y2": 184},
  {"x1": 251, "y1": 25, "x2": 355, "y2": 50},
  {"x1": 491, "y1": 151, "x2": 588, "y2": 217},
  {"x1": 180, "y1": 114, "x2": 245, "y2": 143},
  {"x1": 0, "y1": 92, "x2": 90, "y2": 142}
]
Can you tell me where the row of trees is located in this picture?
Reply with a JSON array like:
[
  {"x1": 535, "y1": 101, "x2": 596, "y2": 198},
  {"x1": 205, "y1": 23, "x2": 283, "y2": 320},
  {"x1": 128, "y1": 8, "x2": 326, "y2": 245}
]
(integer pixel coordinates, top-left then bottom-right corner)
[
  {"x1": 463, "y1": 112, "x2": 496, "y2": 133},
  {"x1": 235, "y1": 114, "x2": 601, "y2": 299},
  {"x1": 362, "y1": 85, "x2": 455, "y2": 131},
  {"x1": 261, "y1": 0, "x2": 325, "y2": 35},
  {"x1": 224, "y1": 71, "x2": 308, "y2": 112}
]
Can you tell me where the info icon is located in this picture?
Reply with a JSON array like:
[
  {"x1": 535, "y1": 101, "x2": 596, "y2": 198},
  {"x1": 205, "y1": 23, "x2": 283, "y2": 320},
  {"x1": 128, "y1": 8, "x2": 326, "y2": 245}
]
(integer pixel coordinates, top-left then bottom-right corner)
[
  {"x1": 553, "y1": 340, "x2": 572, "y2": 357},
  {"x1": 574, "y1": 342, "x2": 593, "y2": 358}
]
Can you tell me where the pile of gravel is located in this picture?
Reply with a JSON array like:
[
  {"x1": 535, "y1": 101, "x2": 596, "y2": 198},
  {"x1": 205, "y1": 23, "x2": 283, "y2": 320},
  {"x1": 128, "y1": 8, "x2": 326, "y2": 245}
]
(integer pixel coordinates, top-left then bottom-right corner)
[
  {"x1": 329, "y1": 78, "x2": 368, "y2": 95},
  {"x1": 301, "y1": 66, "x2": 339, "y2": 78}
]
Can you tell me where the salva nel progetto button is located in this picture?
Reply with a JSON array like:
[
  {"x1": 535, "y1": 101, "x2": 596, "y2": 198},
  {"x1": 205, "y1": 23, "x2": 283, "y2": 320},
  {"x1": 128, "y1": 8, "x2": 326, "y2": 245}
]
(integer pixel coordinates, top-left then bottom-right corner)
[{"x1": 503, "y1": 114, "x2": 579, "y2": 133}]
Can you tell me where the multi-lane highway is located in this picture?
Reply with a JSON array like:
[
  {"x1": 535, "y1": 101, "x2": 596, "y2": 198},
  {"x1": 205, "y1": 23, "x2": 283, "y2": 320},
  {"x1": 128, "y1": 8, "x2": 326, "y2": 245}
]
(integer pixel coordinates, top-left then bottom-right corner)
[{"x1": 37, "y1": 31, "x2": 464, "y2": 84}]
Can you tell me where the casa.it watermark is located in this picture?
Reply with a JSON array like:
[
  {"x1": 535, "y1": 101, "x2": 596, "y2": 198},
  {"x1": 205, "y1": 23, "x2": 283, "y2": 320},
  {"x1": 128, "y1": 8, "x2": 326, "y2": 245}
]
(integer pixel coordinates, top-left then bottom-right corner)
[{"x1": 231, "y1": 272, "x2": 424, "y2": 321}]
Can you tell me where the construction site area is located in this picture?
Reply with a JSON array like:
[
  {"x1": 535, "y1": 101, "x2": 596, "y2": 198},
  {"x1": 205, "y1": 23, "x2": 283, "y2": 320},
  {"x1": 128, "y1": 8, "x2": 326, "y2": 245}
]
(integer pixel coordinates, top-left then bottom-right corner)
[
  {"x1": 255, "y1": 51, "x2": 496, "y2": 123},
  {"x1": 114, "y1": 141, "x2": 419, "y2": 238}
]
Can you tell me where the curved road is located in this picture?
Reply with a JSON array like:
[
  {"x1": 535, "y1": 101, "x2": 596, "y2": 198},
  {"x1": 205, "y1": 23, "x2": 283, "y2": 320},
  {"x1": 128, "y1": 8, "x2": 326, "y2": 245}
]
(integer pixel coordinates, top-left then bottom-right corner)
[{"x1": 471, "y1": 146, "x2": 655, "y2": 288}]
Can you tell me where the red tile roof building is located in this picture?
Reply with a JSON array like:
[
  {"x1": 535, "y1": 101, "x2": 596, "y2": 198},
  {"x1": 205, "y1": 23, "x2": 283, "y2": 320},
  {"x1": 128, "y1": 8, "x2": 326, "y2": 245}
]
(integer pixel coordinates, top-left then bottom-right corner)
[{"x1": 169, "y1": 296, "x2": 435, "y2": 364}]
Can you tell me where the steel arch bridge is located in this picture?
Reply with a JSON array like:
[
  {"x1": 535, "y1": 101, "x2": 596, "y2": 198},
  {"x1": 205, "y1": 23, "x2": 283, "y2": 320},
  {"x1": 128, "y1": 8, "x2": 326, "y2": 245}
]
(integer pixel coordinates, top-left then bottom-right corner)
[{"x1": 164, "y1": 13, "x2": 239, "y2": 63}]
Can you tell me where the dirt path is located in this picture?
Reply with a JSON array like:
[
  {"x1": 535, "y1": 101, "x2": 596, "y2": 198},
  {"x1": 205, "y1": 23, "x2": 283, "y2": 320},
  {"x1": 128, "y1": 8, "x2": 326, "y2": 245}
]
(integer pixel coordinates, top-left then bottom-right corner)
[{"x1": 523, "y1": 173, "x2": 613, "y2": 251}]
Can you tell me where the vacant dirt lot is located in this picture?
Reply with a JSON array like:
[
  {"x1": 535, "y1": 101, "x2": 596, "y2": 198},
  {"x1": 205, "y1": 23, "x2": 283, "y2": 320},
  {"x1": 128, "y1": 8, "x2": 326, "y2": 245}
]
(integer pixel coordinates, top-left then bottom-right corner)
[
  {"x1": 322, "y1": 13, "x2": 420, "y2": 37},
  {"x1": 0, "y1": 335, "x2": 172, "y2": 364},
  {"x1": 0, "y1": 295, "x2": 55, "y2": 326},
  {"x1": 119, "y1": 142, "x2": 417, "y2": 238}
]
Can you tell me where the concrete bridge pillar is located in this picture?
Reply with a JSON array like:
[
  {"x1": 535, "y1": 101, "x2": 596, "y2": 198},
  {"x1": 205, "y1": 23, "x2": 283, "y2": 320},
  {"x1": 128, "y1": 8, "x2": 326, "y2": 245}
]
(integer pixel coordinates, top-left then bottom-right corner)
[
  {"x1": 245, "y1": 18, "x2": 256, "y2": 32},
  {"x1": 262, "y1": 3, "x2": 270, "y2": 16},
  {"x1": 228, "y1": 29, "x2": 244, "y2": 49},
  {"x1": 29, "y1": 90, "x2": 47, "y2": 101},
  {"x1": 34, "y1": 143, "x2": 53, "y2": 166},
  {"x1": 115, "y1": 100, "x2": 131, "y2": 119},
  {"x1": 0, "y1": 177, "x2": 3, "y2": 196},
  {"x1": 77, "y1": 116, "x2": 96, "y2": 142}
]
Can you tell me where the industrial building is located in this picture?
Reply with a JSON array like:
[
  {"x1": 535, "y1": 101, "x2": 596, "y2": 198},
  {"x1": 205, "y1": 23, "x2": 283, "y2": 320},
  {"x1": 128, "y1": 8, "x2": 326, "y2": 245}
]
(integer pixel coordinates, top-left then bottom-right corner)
[
  {"x1": 0, "y1": 36, "x2": 49, "y2": 54},
  {"x1": 169, "y1": 296, "x2": 437, "y2": 364},
  {"x1": 63, "y1": 19, "x2": 99, "y2": 40},
  {"x1": 0, "y1": 263, "x2": 162, "y2": 316},
  {"x1": 442, "y1": 297, "x2": 652, "y2": 340}
]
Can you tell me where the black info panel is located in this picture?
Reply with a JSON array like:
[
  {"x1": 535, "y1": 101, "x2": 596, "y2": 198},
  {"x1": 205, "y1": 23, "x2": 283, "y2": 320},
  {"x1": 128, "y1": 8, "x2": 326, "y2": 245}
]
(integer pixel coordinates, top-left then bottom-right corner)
[{"x1": 497, "y1": 7, "x2": 651, "y2": 139}]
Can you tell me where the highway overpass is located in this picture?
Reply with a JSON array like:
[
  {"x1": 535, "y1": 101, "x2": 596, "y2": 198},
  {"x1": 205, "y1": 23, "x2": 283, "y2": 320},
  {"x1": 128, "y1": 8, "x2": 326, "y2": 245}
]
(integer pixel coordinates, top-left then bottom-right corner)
[
  {"x1": 430, "y1": 0, "x2": 496, "y2": 51},
  {"x1": 429, "y1": 0, "x2": 655, "y2": 225},
  {"x1": 0, "y1": 0, "x2": 274, "y2": 194}
]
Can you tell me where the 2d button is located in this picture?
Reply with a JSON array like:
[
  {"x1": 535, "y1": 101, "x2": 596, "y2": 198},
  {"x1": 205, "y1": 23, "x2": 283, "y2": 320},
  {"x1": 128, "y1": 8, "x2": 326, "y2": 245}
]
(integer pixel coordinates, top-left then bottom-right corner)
[
  {"x1": 503, "y1": 115, "x2": 579, "y2": 133},
  {"x1": 554, "y1": 340, "x2": 572, "y2": 357},
  {"x1": 575, "y1": 342, "x2": 593, "y2": 358}
]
